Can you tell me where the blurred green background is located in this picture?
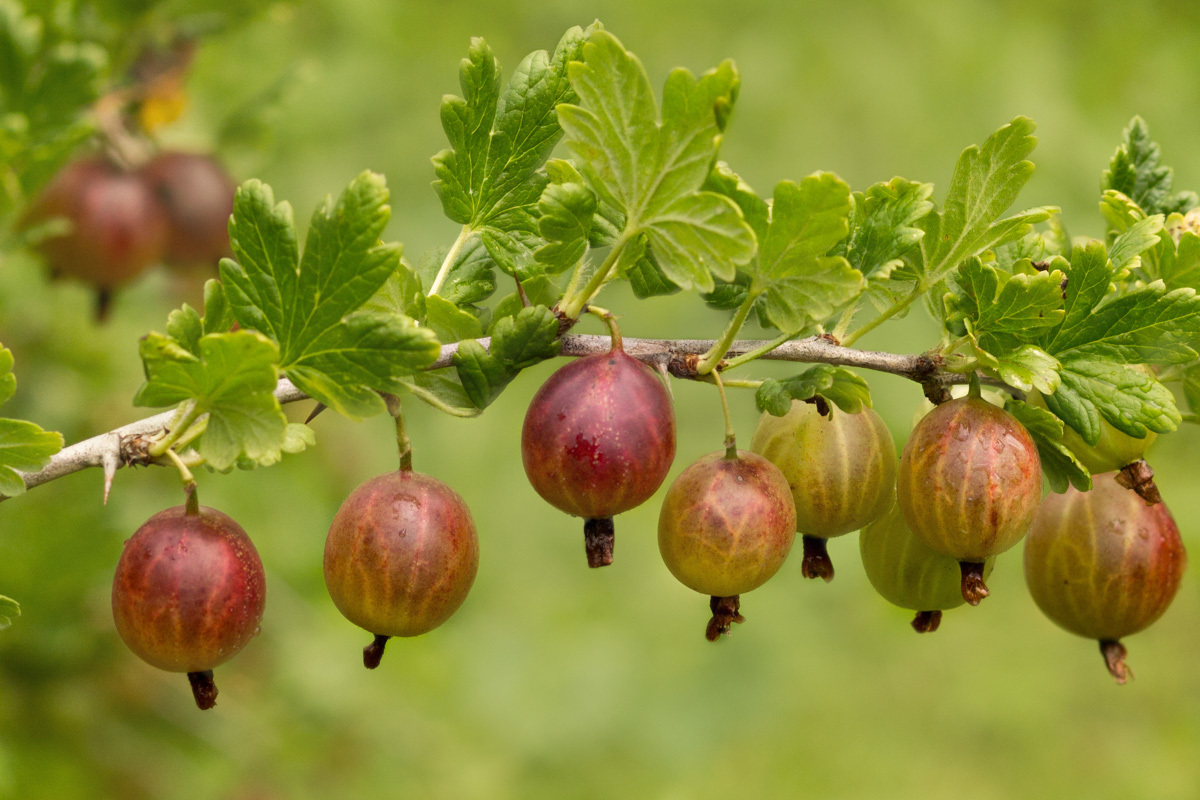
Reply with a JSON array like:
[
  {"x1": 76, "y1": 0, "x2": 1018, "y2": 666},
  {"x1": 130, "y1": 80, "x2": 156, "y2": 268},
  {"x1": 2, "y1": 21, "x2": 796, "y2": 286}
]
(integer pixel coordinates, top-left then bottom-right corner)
[{"x1": 4, "y1": 1, "x2": 1200, "y2": 798}]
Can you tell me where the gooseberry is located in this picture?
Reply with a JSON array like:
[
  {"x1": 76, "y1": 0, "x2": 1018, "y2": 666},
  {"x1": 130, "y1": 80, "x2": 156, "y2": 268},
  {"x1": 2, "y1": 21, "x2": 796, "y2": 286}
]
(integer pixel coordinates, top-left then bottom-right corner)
[
  {"x1": 751, "y1": 400, "x2": 895, "y2": 581},
  {"x1": 1024, "y1": 472, "x2": 1187, "y2": 683},
  {"x1": 23, "y1": 156, "x2": 169, "y2": 318},
  {"x1": 897, "y1": 394, "x2": 1042, "y2": 605},
  {"x1": 859, "y1": 501, "x2": 993, "y2": 632},
  {"x1": 324, "y1": 470, "x2": 479, "y2": 668},
  {"x1": 522, "y1": 344, "x2": 675, "y2": 567},
  {"x1": 658, "y1": 450, "x2": 796, "y2": 641},
  {"x1": 111, "y1": 503, "x2": 266, "y2": 709}
]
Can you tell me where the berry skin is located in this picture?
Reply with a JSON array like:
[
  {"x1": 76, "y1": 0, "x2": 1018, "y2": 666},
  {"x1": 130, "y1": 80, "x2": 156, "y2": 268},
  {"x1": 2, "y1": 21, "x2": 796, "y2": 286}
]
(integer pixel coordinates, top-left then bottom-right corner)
[
  {"x1": 139, "y1": 151, "x2": 236, "y2": 267},
  {"x1": 522, "y1": 347, "x2": 675, "y2": 567},
  {"x1": 1024, "y1": 472, "x2": 1187, "y2": 684},
  {"x1": 112, "y1": 505, "x2": 265, "y2": 710},
  {"x1": 897, "y1": 395, "x2": 1042, "y2": 605},
  {"x1": 22, "y1": 156, "x2": 169, "y2": 317},
  {"x1": 325, "y1": 470, "x2": 479, "y2": 668},
  {"x1": 658, "y1": 450, "x2": 796, "y2": 641},
  {"x1": 751, "y1": 400, "x2": 896, "y2": 581},
  {"x1": 859, "y1": 502, "x2": 993, "y2": 633}
]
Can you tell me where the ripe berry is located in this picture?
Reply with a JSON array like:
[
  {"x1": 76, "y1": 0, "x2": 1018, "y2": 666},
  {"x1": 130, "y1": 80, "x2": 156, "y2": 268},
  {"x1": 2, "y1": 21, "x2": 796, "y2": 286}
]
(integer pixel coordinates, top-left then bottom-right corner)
[
  {"x1": 859, "y1": 502, "x2": 993, "y2": 633},
  {"x1": 1024, "y1": 472, "x2": 1187, "y2": 683},
  {"x1": 522, "y1": 344, "x2": 675, "y2": 567},
  {"x1": 658, "y1": 450, "x2": 796, "y2": 640},
  {"x1": 111, "y1": 504, "x2": 265, "y2": 710},
  {"x1": 22, "y1": 156, "x2": 169, "y2": 318},
  {"x1": 751, "y1": 400, "x2": 895, "y2": 581},
  {"x1": 897, "y1": 395, "x2": 1042, "y2": 605},
  {"x1": 139, "y1": 151, "x2": 235, "y2": 268},
  {"x1": 325, "y1": 470, "x2": 479, "y2": 668}
]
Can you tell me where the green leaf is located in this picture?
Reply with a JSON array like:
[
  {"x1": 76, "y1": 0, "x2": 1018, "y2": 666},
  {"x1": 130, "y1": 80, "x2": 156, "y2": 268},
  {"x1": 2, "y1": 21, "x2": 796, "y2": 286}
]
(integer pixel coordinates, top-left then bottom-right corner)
[
  {"x1": 755, "y1": 366, "x2": 872, "y2": 416},
  {"x1": 426, "y1": 294, "x2": 484, "y2": 342},
  {"x1": 618, "y1": 233, "x2": 681, "y2": 298},
  {"x1": 1038, "y1": 241, "x2": 1200, "y2": 442},
  {"x1": 535, "y1": 181, "x2": 595, "y2": 271},
  {"x1": 844, "y1": 177, "x2": 934, "y2": 277},
  {"x1": 432, "y1": 28, "x2": 587, "y2": 229},
  {"x1": 1156, "y1": 228, "x2": 1200, "y2": 292},
  {"x1": 557, "y1": 28, "x2": 755, "y2": 292},
  {"x1": 490, "y1": 275, "x2": 560, "y2": 331},
  {"x1": 489, "y1": 305, "x2": 561, "y2": 369},
  {"x1": 400, "y1": 372, "x2": 478, "y2": 417},
  {"x1": 1108, "y1": 214, "x2": 1164, "y2": 276},
  {"x1": 419, "y1": 236, "x2": 499, "y2": 307},
  {"x1": 1183, "y1": 362, "x2": 1200, "y2": 417},
  {"x1": 363, "y1": 259, "x2": 426, "y2": 320},
  {"x1": 134, "y1": 331, "x2": 289, "y2": 470},
  {"x1": 0, "y1": 343, "x2": 63, "y2": 497},
  {"x1": 976, "y1": 344, "x2": 1061, "y2": 395},
  {"x1": 452, "y1": 339, "x2": 513, "y2": 409},
  {"x1": 1041, "y1": 359, "x2": 1179, "y2": 444},
  {"x1": 1102, "y1": 116, "x2": 1199, "y2": 217},
  {"x1": 1005, "y1": 399, "x2": 1090, "y2": 493},
  {"x1": 1048, "y1": 250, "x2": 1200, "y2": 365},
  {"x1": 915, "y1": 117, "x2": 1057, "y2": 287},
  {"x1": 450, "y1": 306, "x2": 561, "y2": 409},
  {"x1": 703, "y1": 162, "x2": 770, "y2": 242},
  {"x1": 750, "y1": 175, "x2": 862, "y2": 333},
  {"x1": 220, "y1": 174, "x2": 440, "y2": 419}
]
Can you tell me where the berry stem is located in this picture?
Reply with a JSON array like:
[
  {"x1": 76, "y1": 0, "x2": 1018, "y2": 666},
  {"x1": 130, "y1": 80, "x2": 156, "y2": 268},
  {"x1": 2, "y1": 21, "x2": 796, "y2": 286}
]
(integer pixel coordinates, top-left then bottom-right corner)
[
  {"x1": 720, "y1": 332, "x2": 793, "y2": 372},
  {"x1": 712, "y1": 371, "x2": 738, "y2": 459},
  {"x1": 1115, "y1": 459, "x2": 1162, "y2": 505},
  {"x1": 394, "y1": 405, "x2": 413, "y2": 472},
  {"x1": 911, "y1": 610, "x2": 942, "y2": 633},
  {"x1": 967, "y1": 372, "x2": 983, "y2": 399},
  {"x1": 187, "y1": 670, "x2": 218, "y2": 710},
  {"x1": 800, "y1": 535, "x2": 835, "y2": 582},
  {"x1": 959, "y1": 561, "x2": 990, "y2": 605},
  {"x1": 363, "y1": 634, "x2": 391, "y2": 669},
  {"x1": 148, "y1": 403, "x2": 203, "y2": 458},
  {"x1": 164, "y1": 448, "x2": 199, "y2": 508},
  {"x1": 585, "y1": 305, "x2": 623, "y2": 352},
  {"x1": 842, "y1": 285, "x2": 922, "y2": 347},
  {"x1": 696, "y1": 292, "x2": 758, "y2": 375},
  {"x1": 584, "y1": 517, "x2": 615, "y2": 568},
  {"x1": 705, "y1": 595, "x2": 745, "y2": 641},
  {"x1": 1099, "y1": 639, "x2": 1132, "y2": 684}
]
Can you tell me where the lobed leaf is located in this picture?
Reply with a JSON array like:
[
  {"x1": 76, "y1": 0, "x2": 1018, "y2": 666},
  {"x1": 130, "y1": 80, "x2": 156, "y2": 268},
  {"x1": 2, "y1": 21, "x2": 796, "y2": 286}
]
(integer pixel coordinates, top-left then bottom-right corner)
[
  {"x1": 0, "y1": 343, "x2": 63, "y2": 497},
  {"x1": 557, "y1": 28, "x2": 755, "y2": 293},
  {"x1": 220, "y1": 174, "x2": 440, "y2": 419},
  {"x1": 1005, "y1": 399, "x2": 1090, "y2": 493}
]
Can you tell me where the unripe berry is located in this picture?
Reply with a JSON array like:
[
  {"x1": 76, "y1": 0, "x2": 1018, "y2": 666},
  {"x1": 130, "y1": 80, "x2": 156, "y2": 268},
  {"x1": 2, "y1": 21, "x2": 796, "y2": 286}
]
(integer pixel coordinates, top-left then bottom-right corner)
[
  {"x1": 897, "y1": 395, "x2": 1042, "y2": 605},
  {"x1": 1024, "y1": 473, "x2": 1186, "y2": 683},
  {"x1": 751, "y1": 400, "x2": 895, "y2": 581},
  {"x1": 325, "y1": 470, "x2": 479, "y2": 668},
  {"x1": 112, "y1": 504, "x2": 265, "y2": 709},
  {"x1": 859, "y1": 502, "x2": 993, "y2": 632},
  {"x1": 658, "y1": 450, "x2": 796, "y2": 640},
  {"x1": 522, "y1": 347, "x2": 675, "y2": 567}
]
